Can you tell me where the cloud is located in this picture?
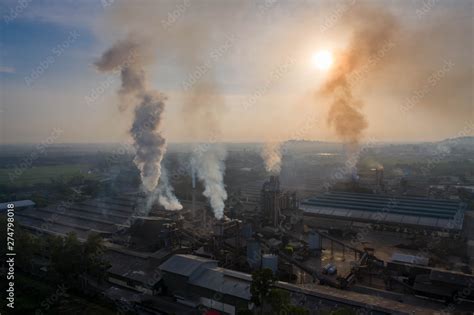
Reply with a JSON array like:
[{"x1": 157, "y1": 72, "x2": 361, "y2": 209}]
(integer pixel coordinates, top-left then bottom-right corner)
[
  {"x1": 1, "y1": 0, "x2": 101, "y2": 29},
  {"x1": 0, "y1": 66, "x2": 15, "y2": 74}
]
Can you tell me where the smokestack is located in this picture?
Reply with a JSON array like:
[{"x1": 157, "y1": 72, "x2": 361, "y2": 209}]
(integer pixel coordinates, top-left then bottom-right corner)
[
  {"x1": 191, "y1": 166, "x2": 196, "y2": 219},
  {"x1": 192, "y1": 166, "x2": 196, "y2": 189},
  {"x1": 375, "y1": 166, "x2": 384, "y2": 192}
]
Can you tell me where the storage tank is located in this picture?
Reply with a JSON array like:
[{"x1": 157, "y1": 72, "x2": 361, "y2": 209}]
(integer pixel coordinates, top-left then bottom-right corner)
[
  {"x1": 246, "y1": 239, "x2": 261, "y2": 269},
  {"x1": 241, "y1": 223, "x2": 253, "y2": 240},
  {"x1": 262, "y1": 254, "x2": 278, "y2": 274},
  {"x1": 308, "y1": 232, "x2": 322, "y2": 251}
]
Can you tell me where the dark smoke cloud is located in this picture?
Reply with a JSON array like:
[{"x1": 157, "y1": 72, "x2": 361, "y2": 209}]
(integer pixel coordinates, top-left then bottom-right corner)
[
  {"x1": 95, "y1": 36, "x2": 168, "y2": 200},
  {"x1": 130, "y1": 94, "x2": 166, "y2": 192},
  {"x1": 99, "y1": 1, "x2": 238, "y2": 218},
  {"x1": 320, "y1": 5, "x2": 397, "y2": 145},
  {"x1": 95, "y1": 38, "x2": 140, "y2": 72}
]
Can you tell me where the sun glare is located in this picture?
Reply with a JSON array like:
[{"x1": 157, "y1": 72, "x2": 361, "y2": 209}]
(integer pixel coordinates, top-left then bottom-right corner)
[{"x1": 312, "y1": 50, "x2": 333, "y2": 71}]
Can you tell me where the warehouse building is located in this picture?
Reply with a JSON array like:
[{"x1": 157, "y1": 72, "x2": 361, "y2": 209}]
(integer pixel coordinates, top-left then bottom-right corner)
[
  {"x1": 15, "y1": 195, "x2": 138, "y2": 240},
  {"x1": 158, "y1": 254, "x2": 432, "y2": 314},
  {"x1": 159, "y1": 254, "x2": 251, "y2": 314},
  {"x1": 300, "y1": 192, "x2": 466, "y2": 232},
  {"x1": 104, "y1": 247, "x2": 171, "y2": 295}
]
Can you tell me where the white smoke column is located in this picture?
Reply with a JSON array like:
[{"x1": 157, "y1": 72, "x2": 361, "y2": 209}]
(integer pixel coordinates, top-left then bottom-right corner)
[
  {"x1": 131, "y1": 94, "x2": 166, "y2": 192},
  {"x1": 262, "y1": 142, "x2": 282, "y2": 174},
  {"x1": 95, "y1": 37, "x2": 169, "y2": 208},
  {"x1": 191, "y1": 165, "x2": 196, "y2": 189},
  {"x1": 192, "y1": 144, "x2": 227, "y2": 219},
  {"x1": 157, "y1": 167, "x2": 183, "y2": 211}
]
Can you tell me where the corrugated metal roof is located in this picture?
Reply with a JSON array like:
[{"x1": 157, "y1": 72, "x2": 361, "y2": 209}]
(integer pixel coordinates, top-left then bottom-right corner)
[
  {"x1": 159, "y1": 255, "x2": 434, "y2": 312},
  {"x1": 159, "y1": 254, "x2": 217, "y2": 277},
  {"x1": 189, "y1": 268, "x2": 251, "y2": 300},
  {"x1": 105, "y1": 249, "x2": 164, "y2": 284},
  {"x1": 301, "y1": 192, "x2": 465, "y2": 230},
  {"x1": 159, "y1": 255, "x2": 251, "y2": 300},
  {"x1": 0, "y1": 200, "x2": 35, "y2": 210}
]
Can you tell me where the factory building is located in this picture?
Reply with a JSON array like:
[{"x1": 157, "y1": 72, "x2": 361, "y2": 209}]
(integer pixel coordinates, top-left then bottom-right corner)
[
  {"x1": 128, "y1": 216, "x2": 180, "y2": 251},
  {"x1": 386, "y1": 259, "x2": 474, "y2": 301},
  {"x1": 158, "y1": 254, "x2": 431, "y2": 314},
  {"x1": 159, "y1": 254, "x2": 251, "y2": 314},
  {"x1": 104, "y1": 247, "x2": 171, "y2": 295},
  {"x1": 15, "y1": 195, "x2": 138, "y2": 240},
  {"x1": 301, "y1": 192, "x2": 466, "y2": 233}
]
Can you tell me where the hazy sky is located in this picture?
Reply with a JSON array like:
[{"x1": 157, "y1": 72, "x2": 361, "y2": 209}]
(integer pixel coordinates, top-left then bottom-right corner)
[{"x1": 0, "y1": 0, "x2": 473, "y2": 144}]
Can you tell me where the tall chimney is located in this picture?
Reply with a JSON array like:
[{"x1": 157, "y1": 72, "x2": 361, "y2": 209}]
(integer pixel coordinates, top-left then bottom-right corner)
[{"x1": 191, "y1": 168, "x2": 196, "y2": 220}]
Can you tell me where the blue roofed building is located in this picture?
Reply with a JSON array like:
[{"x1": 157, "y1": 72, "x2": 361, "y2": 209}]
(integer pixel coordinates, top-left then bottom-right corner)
[
  {"x1": 300, "y1": 192, "x2": 466, "y2": 232},
  {"x1": 0, "y1": 200, "x2": 36, "y2": 212}
]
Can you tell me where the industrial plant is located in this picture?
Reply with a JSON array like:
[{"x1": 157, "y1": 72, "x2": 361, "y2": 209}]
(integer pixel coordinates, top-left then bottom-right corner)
[
  {"x1": 1, "y1": 0, "x2": 473, "y2": 314},
  {"x1": 7, "y1": 149, "x2": 474, "y2": 314}
]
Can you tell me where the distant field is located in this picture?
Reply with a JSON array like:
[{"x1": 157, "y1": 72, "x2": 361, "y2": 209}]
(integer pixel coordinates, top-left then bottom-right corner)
[{"x1": 0, "y1": 164, "x2": 94, "y2": 186}]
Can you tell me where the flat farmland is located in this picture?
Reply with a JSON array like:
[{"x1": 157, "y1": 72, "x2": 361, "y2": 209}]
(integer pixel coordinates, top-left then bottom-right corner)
[{"x1": 0, "y1": 164, "x2": 94, "y2": 186}]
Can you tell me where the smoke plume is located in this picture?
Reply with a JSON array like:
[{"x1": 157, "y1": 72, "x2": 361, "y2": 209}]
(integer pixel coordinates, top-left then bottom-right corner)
[
  {"x1": 192, "y1": 145, "x2": 227, "y2": 219},
  {"x1": 152, "y1": 166, "x2": 183, "y2": 211},
  {"x1": 95, "y1": 36, "x2": 170, "y2": 207},
  {"x1": 321, "y1": 6, "x2": 397, "y2": 146},
  {"x1": 130, "y1": 94, "x2": 166, "y2": 192},
  {"x1": 102, "y1": 1, "x2": 233, "y2": 219},
  {"x1": 262, "y1": 142, "x2": 282, "y2": 174},
  {"x1": 178, "y1": 30, "x2": 230, "y2": 220},
  {"x1": 186, "y1": 88, "x2": 228, "y2": 219}
]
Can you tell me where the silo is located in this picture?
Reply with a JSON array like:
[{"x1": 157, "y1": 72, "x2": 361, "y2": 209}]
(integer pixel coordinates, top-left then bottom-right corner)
[
  {"x1": 246, "y1": 239, "x2": 261, "y2": 269},
  {"x1": 262, "y1": 254, "x2": 278, "y2": 274},
  {"x1": 308, "y1": 232, "x2": 322, "y2": 251},
  {"x1": 241, "y1": 223, "x2": 253, "y2": 240}
]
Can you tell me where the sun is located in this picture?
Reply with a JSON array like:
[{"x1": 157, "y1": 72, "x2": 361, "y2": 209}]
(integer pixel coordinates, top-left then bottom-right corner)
[{"x1": 312, "y1": 50, "x2": 333, "y2": 71}]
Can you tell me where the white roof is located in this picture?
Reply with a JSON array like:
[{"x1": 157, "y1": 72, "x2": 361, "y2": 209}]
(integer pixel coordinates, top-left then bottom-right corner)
[
  {"x1": 391, "y1": 253, "x2": 429, "y2": 266},
  {"x1": 0, "y1": 200, "x2": 35, "y2": 210}
]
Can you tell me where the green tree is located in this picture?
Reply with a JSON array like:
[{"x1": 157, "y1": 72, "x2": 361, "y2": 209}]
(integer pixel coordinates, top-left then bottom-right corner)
[
  {"x1": 250, "y1": 268, "x2": 276, "y2": 314},
  {"x1": 268, "y1": 288, "x2": 290, "y2": 311},
  {"x1": 321, "y1": 308, "x2": 357, "y2": 315},
  {"x1": 30, "y1": 193, "x2": 48, "y2": 207},
  {"x1": 284, "y1": 245, "x2": 294, "y2": 255},
  {"x1": 268, "y1": 289, "x2": 309, "y2": 315},
  {"x1": 82, "y1": 179, "x2": 101, "y2": 197},
  {"x1": 50, "y1": 232, "x2": 83, "y2": 281},
  {"x1": 83, "y1": 233, "x2": 109, "y2": 281},
  {"x1": 48, "y1": 232, "x2": 109, "y2": 284}
]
